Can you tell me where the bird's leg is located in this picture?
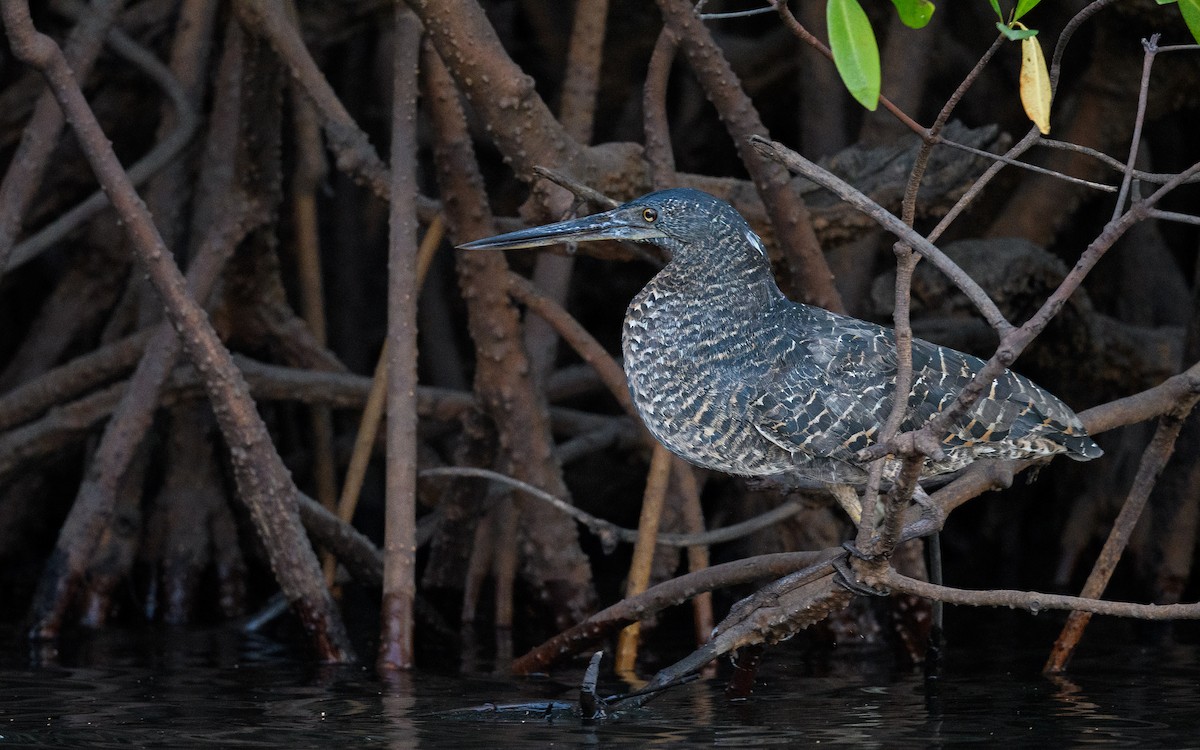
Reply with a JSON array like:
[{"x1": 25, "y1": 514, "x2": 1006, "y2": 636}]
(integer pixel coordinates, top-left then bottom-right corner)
[
  {"x1": 826, "y1": 483, "x2": 863, "y2": 525},
  {"x1": 911, "y1": 484, "x2": 947, "y2": 530},
  {"x1": 912, "y1": 484, "x2": 933, "y2": 509},
  {"x1": 827, "y1": 484, "x2": 888, "y2": 595}
]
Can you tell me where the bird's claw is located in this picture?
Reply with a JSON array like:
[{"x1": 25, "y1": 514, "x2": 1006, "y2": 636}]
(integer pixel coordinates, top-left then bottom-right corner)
[
  {"x1": 840, "y1": 539, "x2": 873, "y2": 561},
  {"x1": 912, "y1": 486, "x2": 946, "y2": 528},
  {"x1": 833, "y1": 549, "x2": 888, "y2": 597}
]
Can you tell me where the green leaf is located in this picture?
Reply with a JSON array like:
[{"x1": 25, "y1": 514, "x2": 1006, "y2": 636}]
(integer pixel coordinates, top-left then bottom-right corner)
[
  {"x1": 989, "y1": 0, "x2": 1003, "y2": 20},
  {"x1": 1179, "y1": 0, "x2": 1200, "y2": 43},
  {"x1": 1154, "y1": 0, "x2": 1177, "y2": 5},
  {"x1": 1012, "y1": 0, "x2": 1042, "y2": 22},
  {"x1": 889, "y1": 0, "x2": 936, "y2": 28},
  {"x1": 996, "y1": 22, "x2": 1039, "y2": 40},
  {"x1": 827, "y1": 0, "x2": 881, "y2": 110}
]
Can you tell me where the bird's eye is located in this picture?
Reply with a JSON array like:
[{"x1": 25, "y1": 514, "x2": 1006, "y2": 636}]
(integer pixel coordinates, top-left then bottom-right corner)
[{"x1": 642, "y1": 208, "x2": 658, "y2": 223}]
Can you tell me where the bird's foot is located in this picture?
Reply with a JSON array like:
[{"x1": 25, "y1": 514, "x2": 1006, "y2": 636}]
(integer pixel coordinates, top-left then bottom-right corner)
[
  {"x1": 840, "y1": 539, "x2": 875, "y2": 561},
  {"x1": 912, "y1": 485, "x2": 946, "y2": 529},
  {"x1": 833, "y1": 542, "x2": 888, "y2": 597},
  {"x1": 912, "y1": 485, "x2": 933, "y2": 508},
  {"x1": 833, "y1": 557, "x2": 889, "y2": 597}
]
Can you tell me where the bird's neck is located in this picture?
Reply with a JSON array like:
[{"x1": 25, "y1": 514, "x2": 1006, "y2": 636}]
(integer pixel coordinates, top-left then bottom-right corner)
[{"x1": 649, "y1": 255, "x2": 782, "y2": 313}]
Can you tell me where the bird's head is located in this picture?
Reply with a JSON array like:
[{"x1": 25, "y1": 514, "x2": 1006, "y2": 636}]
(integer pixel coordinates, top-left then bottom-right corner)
[{"x1": 458, "y1": 188, "x2": 769, "y2": 269}]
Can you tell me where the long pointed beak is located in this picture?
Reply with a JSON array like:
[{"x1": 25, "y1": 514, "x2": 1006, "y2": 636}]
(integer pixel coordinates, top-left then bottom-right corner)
[{"x1": 457, "y1": 207, "x2": 665, "y2": 250}]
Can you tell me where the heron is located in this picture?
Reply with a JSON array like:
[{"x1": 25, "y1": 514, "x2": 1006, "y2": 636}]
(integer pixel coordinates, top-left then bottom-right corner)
[{"x1": 459, "y1": 188, "x2": 1101, "y2": 522}]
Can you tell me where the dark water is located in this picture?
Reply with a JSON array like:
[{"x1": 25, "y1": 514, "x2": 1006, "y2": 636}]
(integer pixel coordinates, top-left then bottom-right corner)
[{"x1": 1, "y1": 619, "x2": 1199, "y2": 748}]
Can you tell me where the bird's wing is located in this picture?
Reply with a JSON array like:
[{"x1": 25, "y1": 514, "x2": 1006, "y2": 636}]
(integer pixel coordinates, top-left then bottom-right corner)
[
  {"x1": 911, "y1": 341, "x2": 1099, "y2": 459},
  {"x1": 747, "y1": 305, "x2": 1096, "y2": 462},
  {"x1": 747, "y1": 312, "x2": 899, "y2": 461}
]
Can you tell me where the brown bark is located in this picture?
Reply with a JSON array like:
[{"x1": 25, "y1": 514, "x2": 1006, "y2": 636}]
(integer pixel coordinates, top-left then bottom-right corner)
[
  {"x1": 141, "y1": 404, "x2": 226, "y2": 624},
  {"x1": 2, "y1": 2, "x2": 353, "y2": 661},
  {"x1": 422, "y1": 410, "x2": 493, "y2": 592},
  {"x1": 655, "y1": 0, "x2": 840, "y2": 311},
  {"x1": 0, "y1": 0, "x2": 126, "y2": 272},
  {"x1": 79, "y1": 444, "x2": 145, "y2": 627},
  {"x1": 378, "y1": 7, "x2": 422, "y2": 673},
  {"x1": 424, "y1": 44, "x2": 597, "y2": 628},
  {"x1": 513, "y1": 550, "x2": 831, "y2": 675},
  {"x1": 23, "y1": 22, "x2": 270, "y2": 638},
  {"x1": 0, "y1": 236, "x2": 130, "y2": 390}
]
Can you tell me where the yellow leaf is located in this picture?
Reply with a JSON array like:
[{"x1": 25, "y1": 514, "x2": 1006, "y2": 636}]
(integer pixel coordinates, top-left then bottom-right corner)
[{"x1": 1019, "y1": 35, "x2": 1052, "y2": 134}]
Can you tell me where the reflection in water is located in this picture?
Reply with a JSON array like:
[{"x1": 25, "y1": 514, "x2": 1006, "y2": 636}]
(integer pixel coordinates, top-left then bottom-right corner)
[
  {"x1": 0, "y1": 622, "x2": 1199, "y2": 747},
  {"x1": 381, "y1": 671, "x2": 416, "y2": 748}
]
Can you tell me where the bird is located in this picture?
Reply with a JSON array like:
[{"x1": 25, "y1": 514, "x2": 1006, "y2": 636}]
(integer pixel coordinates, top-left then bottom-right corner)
[{"x1": 459, "y1": 188, "x2": 1101, "y2": 511}]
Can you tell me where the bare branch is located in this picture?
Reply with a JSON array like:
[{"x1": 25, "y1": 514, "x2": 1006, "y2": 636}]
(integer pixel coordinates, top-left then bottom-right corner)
[
  {"x1": 884, "y1": 569, "x2": 1200, "y2": 620},
  {"x1": 419, "y1": 466, "x2": 811, "y2": 549},
  {"x1": 749, "y1": 136, "x2": 1014, "y2": 336}
]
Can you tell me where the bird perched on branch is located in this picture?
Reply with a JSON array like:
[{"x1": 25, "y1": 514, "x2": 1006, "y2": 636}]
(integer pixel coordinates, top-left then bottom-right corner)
[{"x1": 460, "y1": 188, "x2": 1101, "y2": 515}]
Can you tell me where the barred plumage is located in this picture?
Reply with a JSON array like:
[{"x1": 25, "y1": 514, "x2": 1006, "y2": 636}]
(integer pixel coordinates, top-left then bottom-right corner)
[{"x1": 461, "y1": 188, "x2": 1101, "y2": 489}]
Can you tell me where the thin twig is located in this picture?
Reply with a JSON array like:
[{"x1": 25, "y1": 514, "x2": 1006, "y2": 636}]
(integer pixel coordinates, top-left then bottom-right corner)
[
  {"x1": 883, "y1": 569, "x2": 1200, "y2": 620},
  {"x1": 1035, "y1": 138, "x2": 1200, "y2": 185},
  {"x1": 531, "y1": 166, "x2": 618, "y2": 210},
  {"x1": 1111, "y1": 35, "x2": 1159, "y2": 221},
  {"x1": 324, "y1": 217, "x2": 445, "y2": 586},
  {"x1": 928, "y1": 0, "x2": 1123, "y2": 245},
  {"x1": 1146, "y1": 208, "x2": 1200, "y2": 226},
  {"x1": 748, "y1": 136, "x2": 1013, "y2": 336},
  {"x1": 418, "y1": 466, "x2": 809, "y2": 548},
  {"x1": 286, "y1": 0, "x2": 336, "y2": 516},
  {"x1": 772, "y1": 0, "x2": 924, "y2": 137},
  {"x1": 937, "y1": 138, "x2": 1118, "y2": 193},
  {"x1": 910, "y1": 157, "x2": 1200, "y2": 453},
  {"x1": 697, "y1": 1, "x2": 775, "y2": 20}
]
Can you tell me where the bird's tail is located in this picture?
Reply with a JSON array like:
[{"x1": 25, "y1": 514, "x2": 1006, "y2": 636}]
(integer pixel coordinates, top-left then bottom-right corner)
[{"x1": 1061, "y1": 431, "x2": 1103, "y2": 461}]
